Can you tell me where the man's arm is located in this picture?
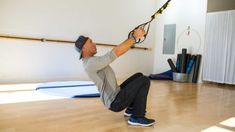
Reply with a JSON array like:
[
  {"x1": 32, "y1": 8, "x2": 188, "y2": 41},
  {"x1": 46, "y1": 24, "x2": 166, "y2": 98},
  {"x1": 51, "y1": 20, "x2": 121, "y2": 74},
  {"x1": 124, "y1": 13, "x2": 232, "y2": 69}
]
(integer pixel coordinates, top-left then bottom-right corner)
[
  {"x1": 112, "y1": 27, "x2": 145, "y2": 57},
  {"x1": 84, "y1": 51, "x2": 117, "y2": 72},
  {"x1": 112, "y1": 38, "x2": 135, "y2": 57}
]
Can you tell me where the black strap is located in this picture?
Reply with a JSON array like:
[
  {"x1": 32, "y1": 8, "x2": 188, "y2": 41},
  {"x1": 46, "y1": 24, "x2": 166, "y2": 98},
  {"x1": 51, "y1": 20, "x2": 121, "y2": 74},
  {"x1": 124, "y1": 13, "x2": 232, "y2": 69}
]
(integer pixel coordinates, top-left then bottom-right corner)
[{"x1": 129, "y1": 0, "x2": 171, "y2": 45}]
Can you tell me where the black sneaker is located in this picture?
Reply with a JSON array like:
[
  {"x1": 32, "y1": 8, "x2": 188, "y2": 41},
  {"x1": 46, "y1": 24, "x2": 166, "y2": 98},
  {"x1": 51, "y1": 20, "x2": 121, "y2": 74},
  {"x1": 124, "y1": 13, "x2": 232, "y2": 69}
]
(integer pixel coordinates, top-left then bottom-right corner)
[
  {"x1": 128, "y1": 117, "x2": 155, "y2": 127},
  {"x1": 124, "y1": 108, "x2": 132, "y2": 117}
]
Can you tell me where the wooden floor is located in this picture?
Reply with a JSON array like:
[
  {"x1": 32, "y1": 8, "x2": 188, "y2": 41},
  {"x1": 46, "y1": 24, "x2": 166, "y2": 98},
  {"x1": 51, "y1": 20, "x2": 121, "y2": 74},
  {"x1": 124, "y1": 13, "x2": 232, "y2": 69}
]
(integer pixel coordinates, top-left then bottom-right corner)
[{"x1": 0, "y1": 80, "x2": 235, "y2": 132}]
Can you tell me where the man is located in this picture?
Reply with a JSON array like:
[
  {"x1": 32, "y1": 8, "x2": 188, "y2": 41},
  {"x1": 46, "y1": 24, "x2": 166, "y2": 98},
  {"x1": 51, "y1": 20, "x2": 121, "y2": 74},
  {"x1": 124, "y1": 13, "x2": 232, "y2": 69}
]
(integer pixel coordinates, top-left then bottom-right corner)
[{"x1": 75, "y1": 28, "x2": 155, "y2": 127}]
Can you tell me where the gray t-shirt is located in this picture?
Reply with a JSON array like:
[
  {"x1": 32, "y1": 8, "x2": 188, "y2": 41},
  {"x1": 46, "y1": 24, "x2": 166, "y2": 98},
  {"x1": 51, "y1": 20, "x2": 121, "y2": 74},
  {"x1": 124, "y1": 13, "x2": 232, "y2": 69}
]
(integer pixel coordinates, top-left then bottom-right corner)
[{"x1": 82, "y1": 50, "x2": 120, "y2": 108}]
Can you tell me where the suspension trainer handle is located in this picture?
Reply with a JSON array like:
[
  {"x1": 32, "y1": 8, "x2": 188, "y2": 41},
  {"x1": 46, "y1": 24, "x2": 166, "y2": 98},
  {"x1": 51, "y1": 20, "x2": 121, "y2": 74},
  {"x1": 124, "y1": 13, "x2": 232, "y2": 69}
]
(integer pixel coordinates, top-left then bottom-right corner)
[{"x1": 129, "y1": 0, "x2": 171, "y2": 44}]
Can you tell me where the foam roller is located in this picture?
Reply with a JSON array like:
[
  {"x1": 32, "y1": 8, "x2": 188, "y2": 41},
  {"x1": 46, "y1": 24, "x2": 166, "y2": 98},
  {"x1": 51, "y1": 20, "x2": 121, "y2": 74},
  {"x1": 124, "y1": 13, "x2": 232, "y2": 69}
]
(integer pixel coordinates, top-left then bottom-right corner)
[
  {"x1": 167, "y1": 59, "x2": 177, "y2": 72},
  {"x1": 180, "y1": 49, "x2": 187, "y2": 73},
  {"x1": 192, "y1": 55, "x2": 202, "y2": 83}
]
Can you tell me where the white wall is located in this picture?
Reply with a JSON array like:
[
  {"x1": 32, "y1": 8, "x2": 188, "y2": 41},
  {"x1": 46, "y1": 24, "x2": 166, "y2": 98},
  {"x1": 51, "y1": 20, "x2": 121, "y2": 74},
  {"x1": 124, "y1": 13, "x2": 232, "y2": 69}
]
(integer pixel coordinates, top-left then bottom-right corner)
[
  {"x1": 0, "y1": 0, "x2": 156, "y2": 83},
  {"x1": 153, "y1": 0, "x2": 208, "y2": 83},
  {"x1": 0, "y1": 0, "x2": 208, "y2": 84}
]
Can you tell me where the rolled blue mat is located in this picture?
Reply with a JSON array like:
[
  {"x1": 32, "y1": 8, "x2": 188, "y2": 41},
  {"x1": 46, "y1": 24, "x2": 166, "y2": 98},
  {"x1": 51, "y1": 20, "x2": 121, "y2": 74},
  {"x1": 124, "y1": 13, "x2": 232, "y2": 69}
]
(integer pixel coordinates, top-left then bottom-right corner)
[
  {"x1": 186, "y1": 55, "x2": 196, "y2": 74},
  {"x1": 176, "y1": 54, "x2": 181, "y2": 72}
]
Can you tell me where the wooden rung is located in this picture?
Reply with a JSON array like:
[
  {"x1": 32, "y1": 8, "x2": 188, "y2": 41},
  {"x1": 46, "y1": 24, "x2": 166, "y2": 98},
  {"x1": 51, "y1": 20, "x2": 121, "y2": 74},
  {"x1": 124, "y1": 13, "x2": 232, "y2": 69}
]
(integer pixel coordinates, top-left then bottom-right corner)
[{"x1": 0, "y1": 34, "x2": 149, "y2": 50}]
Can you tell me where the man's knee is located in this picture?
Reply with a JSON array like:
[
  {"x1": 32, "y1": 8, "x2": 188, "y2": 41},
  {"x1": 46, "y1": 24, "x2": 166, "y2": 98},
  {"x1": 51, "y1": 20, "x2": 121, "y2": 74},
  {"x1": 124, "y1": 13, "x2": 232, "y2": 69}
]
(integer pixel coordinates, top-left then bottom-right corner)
[
  {"x1": 133, "y1": 72, "x2": 144, "y2": 77},
  {"x1": 140, "y1": 76, "x2": 151, "y2": 88},
  {"x1": 142, "y1": 76, "x2": 150, "y2": 83}
]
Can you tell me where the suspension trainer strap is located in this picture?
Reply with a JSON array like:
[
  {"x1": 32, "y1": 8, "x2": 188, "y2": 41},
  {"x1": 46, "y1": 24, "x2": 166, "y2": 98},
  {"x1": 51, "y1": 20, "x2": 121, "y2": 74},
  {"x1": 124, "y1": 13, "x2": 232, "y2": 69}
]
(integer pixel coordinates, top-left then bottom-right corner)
[{"x1": 129, "y1": 0, "x2": 171, "y2": 44}]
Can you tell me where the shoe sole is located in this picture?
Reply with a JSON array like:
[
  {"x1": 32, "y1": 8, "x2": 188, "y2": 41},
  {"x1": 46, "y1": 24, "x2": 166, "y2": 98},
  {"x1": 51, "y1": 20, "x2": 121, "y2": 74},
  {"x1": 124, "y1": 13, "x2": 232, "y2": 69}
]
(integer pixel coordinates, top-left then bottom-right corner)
[
  {"x1": 128, "y1": 120, "x2": 155, "y2": 127},
  {"x1": 124, "y1": 112, "x2": 131, "y2": 117}
]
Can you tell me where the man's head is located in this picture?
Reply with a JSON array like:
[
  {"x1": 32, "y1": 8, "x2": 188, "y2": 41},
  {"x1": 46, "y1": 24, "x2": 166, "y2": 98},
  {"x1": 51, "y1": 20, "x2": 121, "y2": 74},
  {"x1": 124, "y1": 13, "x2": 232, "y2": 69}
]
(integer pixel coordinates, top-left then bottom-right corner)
[{"x1": 75, "y1": 35, "x2": 97, "y2": 59}]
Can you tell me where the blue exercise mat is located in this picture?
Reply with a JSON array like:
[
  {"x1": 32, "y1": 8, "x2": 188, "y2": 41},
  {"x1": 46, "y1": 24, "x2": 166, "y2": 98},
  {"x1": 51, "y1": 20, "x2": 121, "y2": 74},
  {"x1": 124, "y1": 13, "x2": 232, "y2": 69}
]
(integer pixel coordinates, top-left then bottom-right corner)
[{"x1": 36, "y1": 81, "x2": 100, "y2": 98}]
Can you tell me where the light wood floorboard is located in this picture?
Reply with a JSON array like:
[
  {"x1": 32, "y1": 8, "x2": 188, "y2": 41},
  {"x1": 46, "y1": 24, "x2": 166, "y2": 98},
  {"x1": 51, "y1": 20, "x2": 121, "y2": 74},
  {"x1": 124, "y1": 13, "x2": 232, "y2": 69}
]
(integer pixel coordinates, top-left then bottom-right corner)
[{"x1": 0, "y1": 81, "x2": 235, "y2": 132}]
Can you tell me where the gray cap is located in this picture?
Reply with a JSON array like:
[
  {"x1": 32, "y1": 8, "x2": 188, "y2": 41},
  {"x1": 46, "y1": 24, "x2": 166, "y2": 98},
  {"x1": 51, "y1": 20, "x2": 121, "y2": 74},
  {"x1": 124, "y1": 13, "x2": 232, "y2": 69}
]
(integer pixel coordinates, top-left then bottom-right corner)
[{"x1": 75, "y1": 35, "x2": 88, "y2": 59}]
